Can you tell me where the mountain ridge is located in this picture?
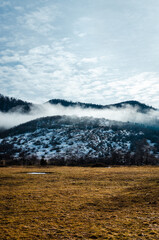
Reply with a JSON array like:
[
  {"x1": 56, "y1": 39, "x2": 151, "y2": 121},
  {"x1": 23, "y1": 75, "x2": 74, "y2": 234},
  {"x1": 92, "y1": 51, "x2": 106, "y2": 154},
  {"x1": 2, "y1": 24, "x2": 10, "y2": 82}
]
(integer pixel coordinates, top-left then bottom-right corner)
[
  {"x1": 48, "y1": 99, "x2": 156, "y2": 113},
  {"x1": 0, "y1": 93, "x2": 157, "y2": 113}
]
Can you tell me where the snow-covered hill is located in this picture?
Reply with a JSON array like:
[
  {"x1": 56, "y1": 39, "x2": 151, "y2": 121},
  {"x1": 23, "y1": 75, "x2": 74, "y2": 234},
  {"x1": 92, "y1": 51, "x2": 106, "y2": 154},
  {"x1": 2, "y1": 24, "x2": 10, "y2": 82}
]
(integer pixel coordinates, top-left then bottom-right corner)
[{"x1": 0, "y1": 116, "x2": 159, "y2": 165}]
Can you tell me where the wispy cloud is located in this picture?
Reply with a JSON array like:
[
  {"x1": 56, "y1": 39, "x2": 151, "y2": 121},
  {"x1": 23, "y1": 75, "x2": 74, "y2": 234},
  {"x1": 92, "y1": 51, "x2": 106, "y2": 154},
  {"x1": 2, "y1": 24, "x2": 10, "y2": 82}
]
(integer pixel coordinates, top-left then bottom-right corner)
[
  {"x1": 74, "y1": 31, "x2": 87, "y2": 38},
  {"x1": 18, "y1": 5, "x2": 58, "y2": 35},
  {"x1": 81, "y1": 57, "x2": 98, "y2": 63},
  {"x1": 0, "y1": 0, "x2": 159, "y2": 108},
  {"x1": 0, "y1": 41, "x2": 159, "y2": 107},
  {"x1": 0, "y1": 1, "x2": 10, "y2": 8}
]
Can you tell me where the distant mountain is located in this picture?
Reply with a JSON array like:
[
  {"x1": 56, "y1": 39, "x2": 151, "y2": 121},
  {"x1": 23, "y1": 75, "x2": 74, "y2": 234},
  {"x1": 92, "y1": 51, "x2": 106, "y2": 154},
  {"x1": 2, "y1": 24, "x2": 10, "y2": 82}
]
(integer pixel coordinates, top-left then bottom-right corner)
[
  {"x1": 0, "y1": 93, "x2": 156, "y2": 114},
  {"x1": 0, "y1": 93, "x2": 158, "y2": 134},
  {"x1": 0, "y1": 94, "x2": 32, "y2": 113},
  {"x1": 48, "y1": 99, "x2": 105, "y2": 109},
  {"x1": 0, "y1": 115, "x2": 159, "y2": 166},
  {"x1": 48, "y1": 99, "x2": 156, "y2": 113},
  {"x1": 107, "y1": 100, "x2": 156, "y2": 113}
]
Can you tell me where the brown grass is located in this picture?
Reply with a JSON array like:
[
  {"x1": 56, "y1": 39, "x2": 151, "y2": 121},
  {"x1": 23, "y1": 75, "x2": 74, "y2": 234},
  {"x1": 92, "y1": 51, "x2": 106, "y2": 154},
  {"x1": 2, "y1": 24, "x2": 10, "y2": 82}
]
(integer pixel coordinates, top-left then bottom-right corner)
[{"x1": 0, "y1": 166, "x2": 159, "y2": 239}]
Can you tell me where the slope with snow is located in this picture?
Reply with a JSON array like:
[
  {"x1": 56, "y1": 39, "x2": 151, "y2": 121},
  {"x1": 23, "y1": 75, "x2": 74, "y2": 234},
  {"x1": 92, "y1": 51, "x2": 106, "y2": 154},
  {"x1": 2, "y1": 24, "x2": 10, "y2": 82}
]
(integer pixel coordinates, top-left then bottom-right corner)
[{"x1": 0, "y1": 116, "x2": 158, "y2": 165}]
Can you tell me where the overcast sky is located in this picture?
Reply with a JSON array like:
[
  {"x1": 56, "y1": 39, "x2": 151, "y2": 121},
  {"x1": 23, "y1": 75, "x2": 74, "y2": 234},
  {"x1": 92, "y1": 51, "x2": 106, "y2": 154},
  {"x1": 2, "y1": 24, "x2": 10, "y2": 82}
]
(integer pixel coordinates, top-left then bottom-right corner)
[{"x1": 0, "y1": 0, "x2": 159, "y2": 107}]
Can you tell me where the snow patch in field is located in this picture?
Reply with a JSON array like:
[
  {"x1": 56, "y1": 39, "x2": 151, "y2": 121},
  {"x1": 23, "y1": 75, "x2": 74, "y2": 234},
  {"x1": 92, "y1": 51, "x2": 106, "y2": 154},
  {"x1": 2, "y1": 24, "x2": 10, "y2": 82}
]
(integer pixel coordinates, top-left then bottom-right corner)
[{"x1": 27, "y1": 172, "x2": 47, "y2": 174}]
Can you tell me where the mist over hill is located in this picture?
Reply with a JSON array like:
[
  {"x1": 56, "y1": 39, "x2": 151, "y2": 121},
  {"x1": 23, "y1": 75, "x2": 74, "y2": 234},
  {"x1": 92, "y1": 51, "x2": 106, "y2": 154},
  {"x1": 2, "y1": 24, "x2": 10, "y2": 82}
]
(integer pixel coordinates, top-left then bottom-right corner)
[
  {"x1": 48, "y1": 99, "x2": 156, "y2": 113},
  {"x1": 0, "y1": 93, "x2": 159, "y2": 166},
  {"x1": 0, "y1": 93, "x2": 159, "y2": 130}
]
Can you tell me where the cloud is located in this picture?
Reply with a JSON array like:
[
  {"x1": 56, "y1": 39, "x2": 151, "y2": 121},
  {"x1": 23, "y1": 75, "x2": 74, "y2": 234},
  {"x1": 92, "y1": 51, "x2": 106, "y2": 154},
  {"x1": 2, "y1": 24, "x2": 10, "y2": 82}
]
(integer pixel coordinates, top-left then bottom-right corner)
[
  {"x1": 75, "y1": 32, "x2": 87, "y2": 38},
  {"x1": 81, "y1": 57, "x2": 98, "y2": 63},
  {"x1": 17, "y1": 5, "x2": 58, "y2": 34},
  {"x1": 0, "y1": 37, "x2": 8, "y2": 42},
  {"x1": 1, "y1": 2, "x2": 159, "y2": 166},
  {"x1": 0, "y1": 103, "x2": 159, "y2": 130},
  {"x1": 0, "y1": 42, "x2": 159, "y2": 108},
  {"x1": 14, "y1": 6, "x2": 24, "y2": 11},
  {"x1": 0, "y1": 1, "x2": 159, "y2": 108},
  {"x1": 0, "y1": 1, "x2": 10, "y2": 7}
]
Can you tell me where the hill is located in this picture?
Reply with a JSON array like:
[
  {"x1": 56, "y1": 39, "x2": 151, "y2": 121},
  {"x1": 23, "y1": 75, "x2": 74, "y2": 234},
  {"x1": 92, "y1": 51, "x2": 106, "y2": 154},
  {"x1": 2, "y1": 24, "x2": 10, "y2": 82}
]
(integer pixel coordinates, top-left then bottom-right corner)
[
  {"x1": 0, "y1": 94, "x2": 32, "y2": 113},
  {"x1": 0, "y1": 115, "x2": 158, "y2": 166},
  {"x1": 0, "y1": 93, "x2": 157, "y2": 115},
  {"x1": 48, "y1": 99, "x2": 156, "y2": 113}
]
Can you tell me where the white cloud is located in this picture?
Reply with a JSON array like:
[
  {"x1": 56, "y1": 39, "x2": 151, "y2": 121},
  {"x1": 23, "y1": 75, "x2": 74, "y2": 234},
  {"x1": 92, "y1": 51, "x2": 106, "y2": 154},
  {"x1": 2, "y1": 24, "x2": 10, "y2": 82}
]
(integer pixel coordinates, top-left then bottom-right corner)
[
  {"x1": 18, "y1": 5, "x2": 58, "y2": 34},
  {"x1": 1, "y1": 0, "x2": 159, "y2": 110},
  {"x1": 0, "y1": 103, "x2": 159, "y2": 130},
  {"x1": 0, "y1": 55, "x2": 20, "y2": 64},
  {"x1": 77, "y1": 32, "x2": 86, "y2": 38},
  {"x1": 88, "y1": 66, "x2": 107, "y2": 77},
  {"x1": 14, "y1": 6, "x2": 24, "y2": 11},
  {"x1": 0, "y1": 1, "x2": 10, "y2": 7},
  {"x1": 0, "y1": 40, "x2": 159, "y2": 108},
  {"x1": 81, "y1": 57, "x2": 98, "y2": 63},
  {"x1": 0, "y1": 37, "x2": 8, "y2": 42},
  {"x1": 74, "y1": 31, "x2": 87, "y2": 38},
  {"x1": 77, "y1": 17, "x2": 92, "y2": 23}
]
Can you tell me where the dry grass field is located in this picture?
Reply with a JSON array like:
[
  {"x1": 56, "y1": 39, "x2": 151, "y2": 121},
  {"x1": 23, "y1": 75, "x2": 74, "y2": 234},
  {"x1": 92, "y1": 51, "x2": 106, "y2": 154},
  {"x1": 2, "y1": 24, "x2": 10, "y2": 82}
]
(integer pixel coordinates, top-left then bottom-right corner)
[{"x1": 0, "y1": 166, "x2": 159, "y2": 240}]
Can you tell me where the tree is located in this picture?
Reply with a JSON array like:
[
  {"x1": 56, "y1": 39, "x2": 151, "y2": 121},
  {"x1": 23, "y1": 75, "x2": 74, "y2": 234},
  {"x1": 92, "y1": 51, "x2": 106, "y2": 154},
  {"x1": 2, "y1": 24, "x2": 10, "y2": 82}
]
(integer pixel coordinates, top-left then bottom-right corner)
[{"x1": 40, "y1": 158, "x2": 47, "y2": 166}]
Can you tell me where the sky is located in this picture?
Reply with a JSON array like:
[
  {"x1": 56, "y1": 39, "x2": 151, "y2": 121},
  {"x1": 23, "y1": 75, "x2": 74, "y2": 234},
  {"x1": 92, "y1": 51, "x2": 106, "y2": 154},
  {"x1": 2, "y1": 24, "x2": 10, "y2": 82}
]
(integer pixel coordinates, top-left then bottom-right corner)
[{"x1": 0, "y1": 0, "x2": 159, "y2": 108}]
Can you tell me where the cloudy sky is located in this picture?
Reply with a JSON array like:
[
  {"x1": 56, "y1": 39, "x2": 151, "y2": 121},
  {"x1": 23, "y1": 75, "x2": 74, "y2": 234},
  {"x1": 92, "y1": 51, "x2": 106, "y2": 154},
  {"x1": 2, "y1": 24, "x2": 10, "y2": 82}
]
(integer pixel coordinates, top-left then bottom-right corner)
[{"x1": 0, "y1": 0, "x2": 159, "y2": 107}]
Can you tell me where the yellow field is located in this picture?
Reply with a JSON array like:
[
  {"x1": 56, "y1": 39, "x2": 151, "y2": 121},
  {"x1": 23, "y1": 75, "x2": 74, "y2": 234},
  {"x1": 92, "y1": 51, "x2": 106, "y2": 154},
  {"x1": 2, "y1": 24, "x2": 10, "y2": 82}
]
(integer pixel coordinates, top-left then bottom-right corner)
[{"x1": 0, "y1": 166, "x2": 159, "y2": 240}]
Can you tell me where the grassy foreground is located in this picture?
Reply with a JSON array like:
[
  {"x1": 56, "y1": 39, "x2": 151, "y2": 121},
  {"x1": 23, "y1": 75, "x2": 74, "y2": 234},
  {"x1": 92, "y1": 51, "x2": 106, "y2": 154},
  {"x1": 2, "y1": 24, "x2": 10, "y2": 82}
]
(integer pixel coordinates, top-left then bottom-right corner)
[{"x1": 0, "y1": 166, "x2": 159, "y2": 240}]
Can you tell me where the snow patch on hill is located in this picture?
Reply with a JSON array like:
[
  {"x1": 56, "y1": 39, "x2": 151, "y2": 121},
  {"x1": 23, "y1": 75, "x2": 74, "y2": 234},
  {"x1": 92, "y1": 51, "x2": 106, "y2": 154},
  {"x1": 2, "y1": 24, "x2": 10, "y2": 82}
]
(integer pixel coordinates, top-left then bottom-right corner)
[{"x1": 0, "y1": 116, "x2": 158, "y2": 165}]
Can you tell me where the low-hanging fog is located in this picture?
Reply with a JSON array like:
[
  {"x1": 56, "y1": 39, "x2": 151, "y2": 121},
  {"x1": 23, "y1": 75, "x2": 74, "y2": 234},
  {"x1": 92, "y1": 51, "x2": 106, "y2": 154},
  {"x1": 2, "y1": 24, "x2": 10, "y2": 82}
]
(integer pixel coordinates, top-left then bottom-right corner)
[{"x1": 0, "y1": 103, "x2": 159, "y2": 130}]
